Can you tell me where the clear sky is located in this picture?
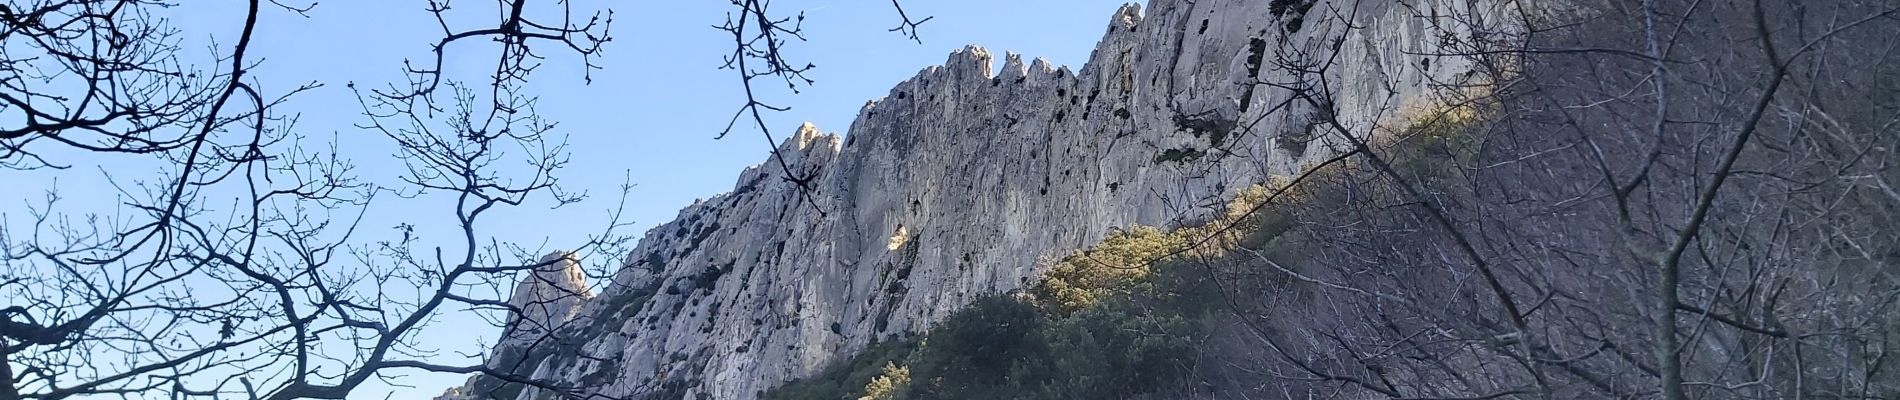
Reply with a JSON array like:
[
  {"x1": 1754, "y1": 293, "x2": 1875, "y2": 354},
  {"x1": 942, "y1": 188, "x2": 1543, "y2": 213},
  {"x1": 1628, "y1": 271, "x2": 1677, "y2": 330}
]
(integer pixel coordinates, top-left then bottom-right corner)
[{"x1": 4, "y1": 1, "x2": 1138, "y2": 398}]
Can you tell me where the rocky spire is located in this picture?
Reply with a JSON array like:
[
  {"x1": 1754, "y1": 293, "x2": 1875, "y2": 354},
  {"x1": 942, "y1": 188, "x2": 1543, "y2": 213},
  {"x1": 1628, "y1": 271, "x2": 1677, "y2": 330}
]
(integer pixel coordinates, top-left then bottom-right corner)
[
  {"x1": 437, "y1": 251, "x2": 594, "y2": 400},
  {"x1": 499, "y1": 251, "x2": 594, "y2": 345}
]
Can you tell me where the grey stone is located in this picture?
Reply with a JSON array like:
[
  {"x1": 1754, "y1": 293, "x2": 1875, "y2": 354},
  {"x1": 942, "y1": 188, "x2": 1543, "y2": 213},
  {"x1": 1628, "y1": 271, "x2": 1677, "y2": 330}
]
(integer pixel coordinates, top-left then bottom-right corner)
[{"x1": 445, "y1": 0, "x2": 1518, "y2": 398}]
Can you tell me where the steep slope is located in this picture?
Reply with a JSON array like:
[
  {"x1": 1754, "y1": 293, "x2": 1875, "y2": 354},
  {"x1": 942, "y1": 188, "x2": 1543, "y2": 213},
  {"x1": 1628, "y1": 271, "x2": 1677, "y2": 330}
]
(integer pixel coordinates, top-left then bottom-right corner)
[
  {"x1": 452, "y1": 0, "x2": 1509, "y2": 399},
  {"x1": 438, "y1": 252, "x2": 594, "y2": 400}
]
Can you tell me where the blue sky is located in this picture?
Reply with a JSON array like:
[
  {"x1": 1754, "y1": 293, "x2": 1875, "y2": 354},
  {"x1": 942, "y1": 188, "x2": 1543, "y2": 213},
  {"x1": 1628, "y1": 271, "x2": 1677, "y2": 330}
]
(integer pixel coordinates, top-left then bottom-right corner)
[{"x1": 4, "y1": 1, "x2": 1137, "y2": 398}]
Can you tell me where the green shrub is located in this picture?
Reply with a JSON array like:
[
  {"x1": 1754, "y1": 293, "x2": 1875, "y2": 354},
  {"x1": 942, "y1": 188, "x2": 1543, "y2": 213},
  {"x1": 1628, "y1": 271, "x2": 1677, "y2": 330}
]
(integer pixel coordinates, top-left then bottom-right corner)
[
  {"x1": 1391, "y1": 105, "x2": 1485, "y2": 183},
  {"x1": 901, "y1": 296, "x2": 1052, "y2": 399},
  {"x1": 858, "y1": 363, "x2": 910, "y2": 400},
  {"x1": 767, "y1": 339, "x2": 921, "y2": 400},
  {"x1": 1030, "y1": 226, "x2": 1187, "y2": 316},
  {"x1": 1038, "y1": 297, "x2": 1200, "y2": 398},
  {"x1": 769, "y1": 178, "x2": 1321, "y2": 400}
]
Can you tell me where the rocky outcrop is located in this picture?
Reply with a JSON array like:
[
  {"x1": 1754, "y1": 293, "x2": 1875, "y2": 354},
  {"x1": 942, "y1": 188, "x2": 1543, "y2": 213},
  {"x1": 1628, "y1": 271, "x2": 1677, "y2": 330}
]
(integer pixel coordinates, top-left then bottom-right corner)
[
  {"x1": 438, "y1": 252, "x2": 594, "y2": 400},
  {"x1": 501, "y1": 252, "x2": 595, "y2": 345},
  {"x1": 451, "y1": 0, "x2": 1511, "y2": 398}
]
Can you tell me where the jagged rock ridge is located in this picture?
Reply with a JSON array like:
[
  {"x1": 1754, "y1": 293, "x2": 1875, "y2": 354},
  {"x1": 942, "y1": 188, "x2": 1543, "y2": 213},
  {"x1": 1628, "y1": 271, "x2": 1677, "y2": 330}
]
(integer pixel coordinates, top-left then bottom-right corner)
[{"x1": 451, "y1": 0, "x2": 1506, "y2": 398}]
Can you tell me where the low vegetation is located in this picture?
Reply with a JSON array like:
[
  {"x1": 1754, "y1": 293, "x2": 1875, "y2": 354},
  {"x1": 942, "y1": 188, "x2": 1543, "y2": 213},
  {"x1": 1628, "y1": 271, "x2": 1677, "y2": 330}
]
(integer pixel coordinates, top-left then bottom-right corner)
[
  {"x1": 767, "y1": 104, "x2": 1485, "y2": 400},
  {"x1": 766, "y1": 180, "x2": 1318, "y2": 399}
]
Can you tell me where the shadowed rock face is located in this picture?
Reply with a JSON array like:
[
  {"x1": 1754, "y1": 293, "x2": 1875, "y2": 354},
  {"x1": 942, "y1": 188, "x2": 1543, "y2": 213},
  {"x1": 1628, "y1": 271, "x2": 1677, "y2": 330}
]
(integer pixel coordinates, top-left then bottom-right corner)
[{"x1": 450, "y1": 0, "x2": 1512, "y2": 398}]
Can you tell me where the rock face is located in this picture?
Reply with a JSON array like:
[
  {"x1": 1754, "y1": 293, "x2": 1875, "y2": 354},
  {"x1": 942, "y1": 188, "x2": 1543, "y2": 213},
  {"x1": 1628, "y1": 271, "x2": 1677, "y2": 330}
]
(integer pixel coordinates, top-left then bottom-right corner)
[
  {"x1": 438, "y1": 252, "x2": 595, "y2": 400},
  {"x1": 454, "y1": 0, "x2": 1511, "y2": 398},
  {"x1": 501, "y1": 252, "x2": 595, "y2": 345}
]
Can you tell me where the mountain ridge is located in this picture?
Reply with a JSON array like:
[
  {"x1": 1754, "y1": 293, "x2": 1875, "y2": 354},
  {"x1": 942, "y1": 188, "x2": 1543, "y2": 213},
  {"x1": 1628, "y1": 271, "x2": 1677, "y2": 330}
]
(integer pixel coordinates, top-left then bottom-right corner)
[{"x1": 443, "y1": 1, "x2": 1509, "y2": 398}]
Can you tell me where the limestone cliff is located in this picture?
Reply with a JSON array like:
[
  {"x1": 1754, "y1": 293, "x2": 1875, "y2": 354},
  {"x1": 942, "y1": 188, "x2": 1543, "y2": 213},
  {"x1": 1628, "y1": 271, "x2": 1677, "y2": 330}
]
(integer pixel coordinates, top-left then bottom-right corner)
[
  {"x1": 499, "y1": 252, "x2": 594, "y2": 346},
  {"x1": 454, "y1": 0, "x2": 1511, "y2": 398},
  {"x1": 438, "y1": 252, "x2": 594, "y2": 400}
]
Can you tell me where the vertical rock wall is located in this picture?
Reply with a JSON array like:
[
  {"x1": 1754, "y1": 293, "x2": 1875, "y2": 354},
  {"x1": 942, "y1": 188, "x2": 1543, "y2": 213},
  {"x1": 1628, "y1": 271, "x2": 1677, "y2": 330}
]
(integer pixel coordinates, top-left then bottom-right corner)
[{"x1": 453, "y1": 0, "x2": 1518, "y2": 398}]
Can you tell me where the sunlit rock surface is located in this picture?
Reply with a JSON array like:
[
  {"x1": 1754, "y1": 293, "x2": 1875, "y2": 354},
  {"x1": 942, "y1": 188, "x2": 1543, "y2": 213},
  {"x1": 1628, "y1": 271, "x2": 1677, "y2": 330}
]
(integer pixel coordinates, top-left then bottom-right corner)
[{"x1": 449, "y1": 0, "x2": 1512, "y2": 398}]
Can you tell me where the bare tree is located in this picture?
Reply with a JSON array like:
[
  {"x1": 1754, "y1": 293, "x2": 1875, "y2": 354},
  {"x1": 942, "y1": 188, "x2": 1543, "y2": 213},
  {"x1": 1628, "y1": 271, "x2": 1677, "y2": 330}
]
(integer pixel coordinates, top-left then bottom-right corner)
[
  {"x1": 1, "y1": 0, "x2": 938, "y2": 398},
  {"x1": 1179, "y1": 0, "x2": 1900, "y2": 399},
  {"x1": 0, "y1": 1, "x2": 633, "y2": 398}
]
